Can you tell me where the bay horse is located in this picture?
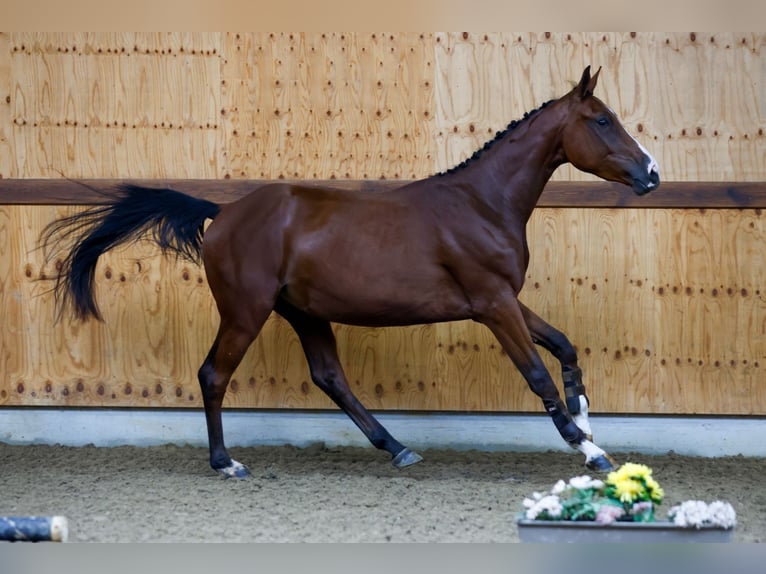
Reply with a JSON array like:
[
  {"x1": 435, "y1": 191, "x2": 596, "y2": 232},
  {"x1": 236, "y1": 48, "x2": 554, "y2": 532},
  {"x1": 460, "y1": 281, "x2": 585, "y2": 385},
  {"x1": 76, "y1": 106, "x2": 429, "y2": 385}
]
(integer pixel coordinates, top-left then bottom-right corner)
[{"x1": 41, "y1": 66, "x2": 659, "y2": 478}]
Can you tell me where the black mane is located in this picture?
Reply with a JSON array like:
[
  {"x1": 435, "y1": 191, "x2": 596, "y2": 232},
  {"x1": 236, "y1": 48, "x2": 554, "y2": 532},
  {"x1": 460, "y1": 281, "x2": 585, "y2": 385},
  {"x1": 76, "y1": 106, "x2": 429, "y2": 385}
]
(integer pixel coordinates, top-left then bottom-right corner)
[{"x1": 436, "y1": 99, "x2": 554, "y2": 176}]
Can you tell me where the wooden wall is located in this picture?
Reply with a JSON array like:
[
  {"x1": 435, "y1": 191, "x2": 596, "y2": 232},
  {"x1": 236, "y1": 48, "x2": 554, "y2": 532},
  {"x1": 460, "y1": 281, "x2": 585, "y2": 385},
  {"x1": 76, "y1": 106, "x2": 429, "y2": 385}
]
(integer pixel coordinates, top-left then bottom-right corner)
[{"x1": 0, "y1": 32, "x2": 764, "y2": 415}]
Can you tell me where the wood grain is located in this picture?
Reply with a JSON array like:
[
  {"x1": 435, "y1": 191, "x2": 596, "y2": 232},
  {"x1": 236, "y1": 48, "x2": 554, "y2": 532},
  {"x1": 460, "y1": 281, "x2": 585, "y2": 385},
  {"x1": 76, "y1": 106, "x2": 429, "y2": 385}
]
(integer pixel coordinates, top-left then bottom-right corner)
[
  {"x1": 2, "y1": 205, "x2": 764, "y2": 415},
  {"x1": 432, "y1": 32, "x2": 766, "y2": 182},
  {"x1": 3, "y1": 32, "x2": 764, "y2": 182},
  {"x1": 221, "y1": 33, "x2": 435, "y2": 180},
  {"x1": 1, "y1": 33, "x2": 765, "y2": 417},
  {"x1": 0, "y1": 33, "x2": 11, "y2": 179},
  {"x1": 8, "y1": 33, "x2": 223, "y2": 178}
]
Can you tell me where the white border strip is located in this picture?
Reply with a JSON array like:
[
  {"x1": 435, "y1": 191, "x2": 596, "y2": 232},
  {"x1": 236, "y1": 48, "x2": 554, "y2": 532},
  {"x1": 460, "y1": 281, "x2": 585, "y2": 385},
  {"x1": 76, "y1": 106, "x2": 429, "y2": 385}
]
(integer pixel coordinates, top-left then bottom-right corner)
[{"x1": 1, "y1": 408, "x2": 764, "y2": 457}]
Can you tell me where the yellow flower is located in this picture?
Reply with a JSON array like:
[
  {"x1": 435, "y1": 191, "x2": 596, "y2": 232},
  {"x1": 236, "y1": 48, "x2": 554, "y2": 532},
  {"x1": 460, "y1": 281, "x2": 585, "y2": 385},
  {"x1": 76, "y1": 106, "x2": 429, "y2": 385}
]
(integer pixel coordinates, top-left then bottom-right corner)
[
  {"x1": 610, "y1": 476, "x2": 645, "y2": 503},
  {"x1": 645, "y1": 477, "x2": 665, "y2": 503},
  {"x1": 606, "y1": 462, "x2": 664, "y2": 505},
  {"x1": 608, "y1": 462, "x2": 654, "y2": 484}
]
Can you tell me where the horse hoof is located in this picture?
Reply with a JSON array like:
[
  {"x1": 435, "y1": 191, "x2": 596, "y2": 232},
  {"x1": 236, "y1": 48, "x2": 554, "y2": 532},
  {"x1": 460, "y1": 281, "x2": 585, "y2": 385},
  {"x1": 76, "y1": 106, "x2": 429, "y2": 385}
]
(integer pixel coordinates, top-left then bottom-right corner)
[
  {"x1": 392, "y1": 448, "x2": 423, "y2": 469},
  {"x1": 585, "y1": 453, "x2": 616, "y2": 473},
  {"x1": 217, "y1": 460, "x2": 251, "y2": 479}
]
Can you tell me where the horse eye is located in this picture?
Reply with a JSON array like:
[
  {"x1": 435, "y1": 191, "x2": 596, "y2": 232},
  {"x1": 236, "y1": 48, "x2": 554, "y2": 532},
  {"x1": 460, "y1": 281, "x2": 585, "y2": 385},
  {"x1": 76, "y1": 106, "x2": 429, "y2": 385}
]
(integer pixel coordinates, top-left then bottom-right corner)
[{"x1": 596, "y1": 117, "x2": 610, "y2": 127}]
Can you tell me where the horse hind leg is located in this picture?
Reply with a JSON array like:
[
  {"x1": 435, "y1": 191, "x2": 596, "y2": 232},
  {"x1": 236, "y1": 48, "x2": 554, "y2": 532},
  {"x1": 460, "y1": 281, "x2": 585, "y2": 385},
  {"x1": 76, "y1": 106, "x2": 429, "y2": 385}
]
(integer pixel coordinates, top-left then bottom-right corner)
[
  {"x1": 277, "y1": 302, "x2": 422, "y2": 468},
  {"x1": 198, "y1": 319, "x2": 262, "y2": 479}
]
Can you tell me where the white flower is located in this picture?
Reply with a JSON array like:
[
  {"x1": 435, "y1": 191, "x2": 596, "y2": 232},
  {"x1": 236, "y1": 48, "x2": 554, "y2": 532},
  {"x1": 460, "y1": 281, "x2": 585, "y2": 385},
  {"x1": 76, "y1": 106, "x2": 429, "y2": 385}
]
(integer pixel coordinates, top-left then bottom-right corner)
[
  {"x1": 669, "y1": 500, "x2": 707, "y2": 528},
  {"x1": 568, "y1": 475, "x2": 604, "y2": 490},
  {"x1": 525, "y1": 494, "x2": 563, "y2": 520},
  {"x1": 551, "y1": 480, "x2": 567, "y2": 494},
  {"x1": 706, "y1": 500, "x2": 737, "y2": 528},
  {"x1": 668, "y1": 500, "x2": 737, "y2": 529}
]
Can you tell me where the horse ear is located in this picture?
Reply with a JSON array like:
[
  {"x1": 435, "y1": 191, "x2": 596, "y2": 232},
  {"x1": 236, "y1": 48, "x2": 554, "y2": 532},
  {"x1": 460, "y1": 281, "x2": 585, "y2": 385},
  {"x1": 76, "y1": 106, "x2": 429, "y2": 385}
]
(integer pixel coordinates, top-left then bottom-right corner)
[{"x1": 578, "y1": 65, "x2": 601, "y2": 98}]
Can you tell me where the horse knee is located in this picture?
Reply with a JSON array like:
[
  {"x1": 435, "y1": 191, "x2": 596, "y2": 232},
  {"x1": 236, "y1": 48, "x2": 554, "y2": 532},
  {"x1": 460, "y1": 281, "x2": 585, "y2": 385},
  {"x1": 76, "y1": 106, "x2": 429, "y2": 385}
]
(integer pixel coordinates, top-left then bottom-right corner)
[
  {"x1": 550, "y1": 331, "x2": 577, "y2": 364},
  {"x1": 197, "y1": 363, "x2": 228, "y2": 400},
  {"x1": 197, "y1": 363, "x2": 214, "y2": 388}
]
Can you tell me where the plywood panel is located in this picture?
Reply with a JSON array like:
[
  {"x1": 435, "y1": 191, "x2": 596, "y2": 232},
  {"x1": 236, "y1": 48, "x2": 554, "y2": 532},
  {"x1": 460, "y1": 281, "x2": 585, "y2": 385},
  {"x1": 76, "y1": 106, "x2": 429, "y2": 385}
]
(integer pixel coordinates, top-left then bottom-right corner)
[
  {"x1": 8, "y1": 33, "x2": 223, "y2": 178},
  {"x1": 0, "y1": 205, "x2": 517, "y2": 412},
  {"x1": 221, "y1": 32, "x2": 435, "y2": 180},
  {"x1": 650, "y1": 209, "x2": 765, "y2": 413},
  {"x1": 630, "y1": 33, "x2": 766, "y2": 182},
  {"x1": 3, "y1": 32, "x2": 766, "y2": 182},
  {"x1": 1, "y1": 33, "x2": 765, "y2": 417},
  {"x1": 433, "y1": 32, "x2": 766, "y2": 182},
  {"x1": 2, "y1": 205, "x2": 763, "y2": 415},
  {"x1": 522, "y1": 208, "x2": 766, "y2": 415},
  {"x1": 433, "y1": 32, "x2": 650, "y2": 181},
  {"x1": 0, "y1": 204, "x2": 213, "y2": 407},
  {"x1": 523, "y1": 208, "x2": 656, "y2": 413}
]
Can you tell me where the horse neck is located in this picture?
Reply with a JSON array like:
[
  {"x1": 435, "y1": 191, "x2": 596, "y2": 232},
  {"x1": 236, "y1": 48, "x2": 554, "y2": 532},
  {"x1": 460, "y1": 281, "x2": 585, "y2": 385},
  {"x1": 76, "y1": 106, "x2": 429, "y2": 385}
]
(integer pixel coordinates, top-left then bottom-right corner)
[{"x1": 450, "y1": 101, "x2": 569, "y2": 223}]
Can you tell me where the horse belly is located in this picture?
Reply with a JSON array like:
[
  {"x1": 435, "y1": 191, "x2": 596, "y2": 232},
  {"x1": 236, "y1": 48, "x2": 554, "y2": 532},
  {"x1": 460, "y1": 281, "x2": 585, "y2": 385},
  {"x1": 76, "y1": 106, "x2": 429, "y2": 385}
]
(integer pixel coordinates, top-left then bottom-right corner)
[
  {"x1": 282, "y1": 263, "x2": 471, "y2": 327},
  {"x1": 275, "y1": 190, "x2": 472, "y2": 325}
]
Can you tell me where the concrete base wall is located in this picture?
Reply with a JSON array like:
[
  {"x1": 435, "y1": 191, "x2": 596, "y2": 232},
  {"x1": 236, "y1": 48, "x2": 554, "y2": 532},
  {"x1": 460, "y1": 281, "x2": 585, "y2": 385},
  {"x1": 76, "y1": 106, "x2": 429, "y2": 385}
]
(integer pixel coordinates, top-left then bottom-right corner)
[{"x1": 1, "y1": 408, "x2": 764, "y2": 457}]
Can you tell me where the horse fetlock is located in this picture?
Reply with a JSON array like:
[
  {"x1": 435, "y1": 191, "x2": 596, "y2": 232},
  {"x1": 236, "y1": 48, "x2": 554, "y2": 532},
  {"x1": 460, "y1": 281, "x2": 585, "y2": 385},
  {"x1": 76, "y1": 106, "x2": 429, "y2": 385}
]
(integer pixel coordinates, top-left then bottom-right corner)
[
  {"x1": 576, "y1": 440, "x2": 615, "y2": 473},
  {"x1": 585, "y1": 452, "x2": 616, "y2": 473}
]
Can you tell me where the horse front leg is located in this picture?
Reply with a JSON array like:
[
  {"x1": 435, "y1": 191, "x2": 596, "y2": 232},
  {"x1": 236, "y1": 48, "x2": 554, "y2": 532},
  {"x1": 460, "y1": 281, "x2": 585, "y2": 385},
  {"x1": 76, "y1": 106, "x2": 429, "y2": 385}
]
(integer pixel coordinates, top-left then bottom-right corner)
[
  {"x1": 478, "y1": 293, "x2": 615, "y2": 472},
  {"x1": 519, "y1": 302, "x2": 593, "y2": 441}
]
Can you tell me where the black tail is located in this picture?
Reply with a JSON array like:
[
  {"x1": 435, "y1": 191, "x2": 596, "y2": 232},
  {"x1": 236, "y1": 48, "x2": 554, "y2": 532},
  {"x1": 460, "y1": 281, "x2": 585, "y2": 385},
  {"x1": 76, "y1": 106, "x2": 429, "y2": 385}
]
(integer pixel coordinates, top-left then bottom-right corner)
[{"x1": 39, "y1": 184, "x2": 221, "y2": 322}]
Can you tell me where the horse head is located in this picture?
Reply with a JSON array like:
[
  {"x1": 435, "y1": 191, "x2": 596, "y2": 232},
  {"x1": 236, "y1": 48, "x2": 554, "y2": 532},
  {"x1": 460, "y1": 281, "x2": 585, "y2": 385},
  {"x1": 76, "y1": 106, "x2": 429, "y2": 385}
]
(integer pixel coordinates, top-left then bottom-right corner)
[{"x1": 560, "y1": 66, "x2": 660, "y2": 195}]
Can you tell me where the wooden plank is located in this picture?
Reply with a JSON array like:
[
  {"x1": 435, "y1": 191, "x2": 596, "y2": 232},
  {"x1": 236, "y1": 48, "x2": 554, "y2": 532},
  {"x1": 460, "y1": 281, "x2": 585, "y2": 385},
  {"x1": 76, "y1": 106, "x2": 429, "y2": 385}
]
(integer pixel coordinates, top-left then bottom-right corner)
[
  {"x1": 0, "y1": 33, "x2": 11, "y2": 178},
  {"x1": 0, "y1": 178, "x2": 765, "y2": 208}
]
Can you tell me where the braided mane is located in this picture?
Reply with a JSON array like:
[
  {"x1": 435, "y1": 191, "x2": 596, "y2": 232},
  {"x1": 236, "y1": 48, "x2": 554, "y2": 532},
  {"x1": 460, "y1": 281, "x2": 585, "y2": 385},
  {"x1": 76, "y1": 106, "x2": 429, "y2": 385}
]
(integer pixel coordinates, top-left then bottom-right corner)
[{"x1": 437, "y1": 100, "x2": 554, "y2": 176}]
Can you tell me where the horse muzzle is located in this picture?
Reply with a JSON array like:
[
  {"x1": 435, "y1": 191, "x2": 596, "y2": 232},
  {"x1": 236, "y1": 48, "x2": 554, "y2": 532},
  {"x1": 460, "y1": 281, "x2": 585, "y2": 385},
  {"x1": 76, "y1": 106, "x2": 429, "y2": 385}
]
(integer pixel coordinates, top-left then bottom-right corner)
[{"x1": 632, "y1": 169, "x2": 660, "y2": 195}]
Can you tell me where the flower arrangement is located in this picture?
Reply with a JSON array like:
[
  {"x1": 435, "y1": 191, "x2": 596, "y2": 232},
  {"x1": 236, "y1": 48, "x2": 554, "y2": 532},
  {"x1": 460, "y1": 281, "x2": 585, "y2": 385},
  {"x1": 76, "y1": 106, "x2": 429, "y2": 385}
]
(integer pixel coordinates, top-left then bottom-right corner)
[
  {"x1": 668, "y1": 500, "x2": 737, "y2": 529},
  {"x1": 522, "y1": 462, "x2": 736, "y2": 529}
]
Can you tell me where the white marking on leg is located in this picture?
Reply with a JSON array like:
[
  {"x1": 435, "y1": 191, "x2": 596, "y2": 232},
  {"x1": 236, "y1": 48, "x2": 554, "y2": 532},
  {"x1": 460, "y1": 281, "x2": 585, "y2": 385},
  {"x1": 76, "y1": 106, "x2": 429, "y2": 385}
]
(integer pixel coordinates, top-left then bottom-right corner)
[
  {"x1": 572, "y1": 396, "x2": 593, "y2": 437},
  {"x1": 577, "y1": 439, "x2": 607, "y2": 463},
  {"x1": 218, "y1": 459, "x2": 248, "y2": 479}
]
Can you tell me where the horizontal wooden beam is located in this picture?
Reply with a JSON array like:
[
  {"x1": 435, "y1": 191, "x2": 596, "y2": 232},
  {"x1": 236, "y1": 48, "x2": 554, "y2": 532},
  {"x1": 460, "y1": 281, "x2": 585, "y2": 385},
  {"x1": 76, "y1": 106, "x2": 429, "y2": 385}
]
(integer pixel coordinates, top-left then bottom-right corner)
[{"x1": 0, "y1": 179, "x2": 765, "y2": 208}]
